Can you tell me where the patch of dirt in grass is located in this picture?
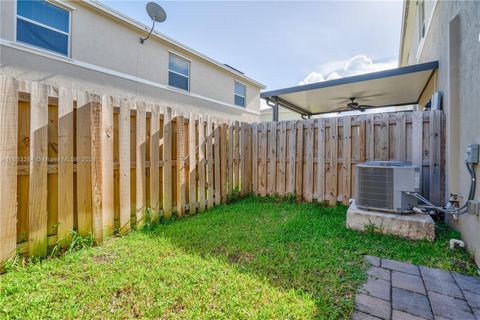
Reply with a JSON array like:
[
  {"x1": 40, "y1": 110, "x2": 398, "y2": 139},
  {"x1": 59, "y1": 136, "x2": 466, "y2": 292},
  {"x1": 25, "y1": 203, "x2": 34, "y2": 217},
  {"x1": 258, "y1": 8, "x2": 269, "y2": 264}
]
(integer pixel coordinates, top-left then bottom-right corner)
[
  {"x1": 162, "y1": 301, "x2": 185, "y2": 319},
  {"x1": 227, "y1": 250, "x2": 255, "y2": 264},
  {"x1": 110, "y1": 287, "x2": 144, "y2": 318},
  {"x1": 92, "y1": 253, "x2": 114, "y2": 264}
]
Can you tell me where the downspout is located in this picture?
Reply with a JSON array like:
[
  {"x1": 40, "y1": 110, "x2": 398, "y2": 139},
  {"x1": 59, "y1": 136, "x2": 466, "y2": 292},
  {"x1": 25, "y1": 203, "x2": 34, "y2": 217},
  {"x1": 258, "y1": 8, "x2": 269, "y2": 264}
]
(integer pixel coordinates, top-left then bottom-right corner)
[{"x1": 265, "y1": 98, "x2": 279, "y2": 122}]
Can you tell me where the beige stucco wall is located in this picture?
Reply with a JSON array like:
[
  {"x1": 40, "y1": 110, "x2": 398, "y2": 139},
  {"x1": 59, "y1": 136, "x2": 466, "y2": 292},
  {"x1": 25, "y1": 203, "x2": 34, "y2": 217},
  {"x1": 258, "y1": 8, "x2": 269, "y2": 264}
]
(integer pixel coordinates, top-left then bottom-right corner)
[
  {"x1": 400, "y1": 1, "x2": 480, "y2": 265},
  {"x1": 0, "y1": 0, "x2": 262, "y2": 122}
]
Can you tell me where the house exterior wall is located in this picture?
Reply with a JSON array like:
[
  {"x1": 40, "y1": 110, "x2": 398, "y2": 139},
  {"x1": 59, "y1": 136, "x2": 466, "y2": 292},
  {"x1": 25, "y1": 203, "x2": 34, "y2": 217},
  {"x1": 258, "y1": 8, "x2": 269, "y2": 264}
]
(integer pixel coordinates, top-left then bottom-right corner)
[
  {"x1": 0, "y1": 0, "x2": 263, "y2": 122},
  {"x1": 400, "y1": 0, "x2": 480, "y2": 265}
]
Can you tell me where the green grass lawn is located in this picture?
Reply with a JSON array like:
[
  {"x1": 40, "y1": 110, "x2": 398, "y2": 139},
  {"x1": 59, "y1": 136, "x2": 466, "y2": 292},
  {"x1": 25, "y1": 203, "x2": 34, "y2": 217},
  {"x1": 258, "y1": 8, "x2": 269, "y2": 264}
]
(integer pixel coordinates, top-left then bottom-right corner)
[{"x1": 0, "y1": 196, "x2": 477, "y2": 319}]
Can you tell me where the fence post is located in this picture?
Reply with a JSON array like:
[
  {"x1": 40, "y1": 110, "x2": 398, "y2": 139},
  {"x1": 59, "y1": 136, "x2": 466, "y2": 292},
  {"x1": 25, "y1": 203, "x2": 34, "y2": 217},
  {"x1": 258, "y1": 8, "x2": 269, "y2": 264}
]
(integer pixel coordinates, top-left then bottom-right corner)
[
  {"x1": 91, "y1": 95, "x2": 104, "y2": 243},
  {"x1": 176, "y1": 113, "x2": 186, "y2": 216},
  {"x1": 119, "y1": 99, "x2": 131, "y2": 233},
  {"x1": 28, "y1": 82, "x2": 49, "y2": 257},
  {"x1": 0, "y1": 77, "x2": 18, "y2": 270},
  {"x1": 188, "y1": 113, "x2": 197, "y2": 214},
  {"x1": 135, "y1": 102, "x2": 146, "y2": 226},
  {"x1": 317, "y1": 118, "x2": 325, "y2": 202},
  {"x1": 101, "y1": 95, "x2": 114, "y2": 238},
  {"x1": 57, "y1": 87, "x2": 74, "y2": 245},
  {"x1": 162, "y1": 107, "x2": 173, "y2": 218},
  {"x1": 429, "y1": 110, "x2": 442, "y2": 205},
  {"x1": 150, "y1": 105, "x2": 161, "y2": 221}
]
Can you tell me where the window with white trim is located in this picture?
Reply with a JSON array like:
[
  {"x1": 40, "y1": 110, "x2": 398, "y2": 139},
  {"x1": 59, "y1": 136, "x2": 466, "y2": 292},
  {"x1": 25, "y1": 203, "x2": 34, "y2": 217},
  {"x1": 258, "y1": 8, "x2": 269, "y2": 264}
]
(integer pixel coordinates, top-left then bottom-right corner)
[
  {"x1": 168, "y1": 53, "x2": 190, "y2": 91},
  {"x1": 16, "y1": 0, "x2": 70, "y2": 56},
  {"x1": 234, "y1": 81, "x2": 246, "y2": 108}
]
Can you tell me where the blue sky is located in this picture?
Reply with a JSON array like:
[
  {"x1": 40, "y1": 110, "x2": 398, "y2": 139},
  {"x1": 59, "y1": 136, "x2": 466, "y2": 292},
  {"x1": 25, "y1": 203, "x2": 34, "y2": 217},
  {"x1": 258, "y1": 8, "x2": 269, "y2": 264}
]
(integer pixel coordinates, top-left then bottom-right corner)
[{"x1": 102, "y1": 1, "x2": 403, "y2": 90}]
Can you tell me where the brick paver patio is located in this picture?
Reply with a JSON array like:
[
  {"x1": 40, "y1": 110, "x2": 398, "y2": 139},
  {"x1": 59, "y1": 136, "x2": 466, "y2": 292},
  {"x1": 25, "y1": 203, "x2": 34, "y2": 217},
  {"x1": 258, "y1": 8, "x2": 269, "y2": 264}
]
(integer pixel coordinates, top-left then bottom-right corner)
[{"x1": 352, "y1": 256, "x2": 480, "y2": 320}]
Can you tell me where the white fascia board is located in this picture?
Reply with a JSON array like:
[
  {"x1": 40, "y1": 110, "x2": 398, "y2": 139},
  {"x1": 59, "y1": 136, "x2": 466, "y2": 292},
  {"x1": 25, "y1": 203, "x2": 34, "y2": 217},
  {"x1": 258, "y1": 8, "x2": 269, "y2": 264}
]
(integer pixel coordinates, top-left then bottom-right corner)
[{"x1": 83, "y1": 0, "x2": 266, "y2": 89}]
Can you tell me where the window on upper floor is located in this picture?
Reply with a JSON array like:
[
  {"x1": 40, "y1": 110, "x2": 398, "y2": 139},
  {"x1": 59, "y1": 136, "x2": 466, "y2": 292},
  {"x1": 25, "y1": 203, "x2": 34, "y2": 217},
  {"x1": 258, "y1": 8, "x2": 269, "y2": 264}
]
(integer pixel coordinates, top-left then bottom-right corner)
[
  {"x1": 16, "y1": 0, "x2": 70, "y2": 56},
  {"x1": 417, "y1": 0, "x2": 425, "y2": 42},
  {"x1": 168, "y1": 53, "x2": 190, "y2": 91},
  {"x1": 234, "y1": 81, "x2": 246, "y2": 108}
]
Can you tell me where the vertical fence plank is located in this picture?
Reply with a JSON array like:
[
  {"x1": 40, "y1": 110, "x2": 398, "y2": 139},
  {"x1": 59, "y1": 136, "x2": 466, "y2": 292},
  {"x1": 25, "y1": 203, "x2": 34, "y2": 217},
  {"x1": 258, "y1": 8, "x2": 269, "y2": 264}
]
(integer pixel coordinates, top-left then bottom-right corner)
[
  {"x1": 150, "y1": 105, "x2": 160, "y2": 222},
  {"x1": 162, "y1": 107, "x2": 173, "y2": 218},
  {"x1": 295, "y1": 121, "x2": 303, "y2": 200},
  {"x1": 176, "y1": 114, "x2": 186, "y2": 216},
  {"x1": 29, "y1": 82, "x2": 49, "y2": 256},
  {"x1": 367, "y1": 114, "x2": 375, "y2": 160},
  {"x1": 135, "y1": 102, "x2": 146, "y2": 226},
  {"x1": 342, "y1": 117, "x2": 352, "y2": 204},
  {"x1": 57, "y1": 87, "x2": 74, "y2": 244},
  {"x1": 240, "y1": 122, "x2": 248, "y2": 195},
  {"x1": 214, "y1": 120, "x2": 221, "y2": 203},
  {"x1": 119, "y1": 99, "x2": 131, "y2": 233},
  {"x1": 188, "y1": 113, "x2": 197, "y2": 214},
  {"x1": 379, "y1": 114, "x2": 389, "y2": 160},
  {"x1": 328, "y1": 118, "x2": 338, "y2": 205},
  {"x1": 206, "y1": 116, "x2": 214, "y2": 209},
  {"x1": 220, "y1": 123, "x2": 228, "y2": 203},
  {"x1": 267, "y1": 121, "x2": 277, "y2": 194},
  {"x1": 259, "y1": 123, "x2": 268, "y2": 196},
  {"x1": 101, "y1": 95, "x2": 114, "y2": 238},
  {"x1": 277, "y1": 121, "x2": 287, "y2": 196},
  {"x1": 228, "y1": 123, "x2": 234, "y2": 200},
  {"x1": 303, "y1": 120, "x2": 314, "y2": 201},
  {"x1": 198, "y1": 115, "x2": 206, "y2": 212},
  {"x1": 233, "y1": 121, "x2": 240, "y2": 190},
  {"x1": 0, "y1": 77, "x2": 18, "y2": 270},
  {"x1": 429, "y1": 110, "x2": 442, "y2": 205},
  {"x1": 91, "y1": 95, "x2": 103, "y2": 243},
  {"x1": 246, "y1": 123, "x2": 253, "y2": 194},
  {"x1": 251, "y1": 123, "x2": 258, "y2": 194},
  {"x1": 359, "y1": 116, "x2": 367, "y2": 163},
  {"x1": 396, "y1": 112, "x2": 406, "y2": 161},
  {"x1": 286, "y1": 121, "x2": 296, "y2": 195},
  {"x1": 317, "y1": 118, "x2": 325, "y2": 202},
  {"x1": 412, "y1": 112, "x2": 423, "y2": 195},
  {"x1": 76, "y1": 91, "x2": 93, "y2": 238}
]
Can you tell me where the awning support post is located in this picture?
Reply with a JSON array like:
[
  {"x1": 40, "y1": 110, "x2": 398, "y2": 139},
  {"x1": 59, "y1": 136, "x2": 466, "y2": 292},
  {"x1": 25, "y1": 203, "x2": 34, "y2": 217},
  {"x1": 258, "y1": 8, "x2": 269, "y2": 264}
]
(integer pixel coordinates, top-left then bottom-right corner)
[{"x1": 273, "y1": 99, "x2": 279, "y2": 122}]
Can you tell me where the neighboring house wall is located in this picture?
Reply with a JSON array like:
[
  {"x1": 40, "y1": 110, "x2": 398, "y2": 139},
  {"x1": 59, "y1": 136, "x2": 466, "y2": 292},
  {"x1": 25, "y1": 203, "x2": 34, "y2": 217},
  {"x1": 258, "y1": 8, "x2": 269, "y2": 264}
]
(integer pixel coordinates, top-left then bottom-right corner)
[
  {"x1": 400, "y1": 0, "x2": 480, "y2": 265},
  {"x1": 0, "y1": 0, "x2": 263, "y2": 122},
  {"x1": 260, "y1": 106, "x2": 302, "y2": 122}
]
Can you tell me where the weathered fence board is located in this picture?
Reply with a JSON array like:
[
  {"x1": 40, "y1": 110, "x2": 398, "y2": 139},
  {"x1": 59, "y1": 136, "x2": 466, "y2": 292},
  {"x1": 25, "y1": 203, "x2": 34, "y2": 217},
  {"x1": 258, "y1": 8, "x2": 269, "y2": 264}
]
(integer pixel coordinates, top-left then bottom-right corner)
[{"x1": 0, "y1": 77, "x2": 18, "y2": 270}]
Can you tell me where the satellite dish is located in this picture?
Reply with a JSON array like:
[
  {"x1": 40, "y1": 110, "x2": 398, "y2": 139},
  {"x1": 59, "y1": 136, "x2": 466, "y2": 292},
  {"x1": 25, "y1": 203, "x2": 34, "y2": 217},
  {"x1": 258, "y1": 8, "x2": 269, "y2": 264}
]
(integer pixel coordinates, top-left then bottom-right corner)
[
  {"x1": 146, "y1": 2, "x2": 166, "y2": 23},
  {"x1": 140, "y1": 2, "x2": 167, "y2": 44}
]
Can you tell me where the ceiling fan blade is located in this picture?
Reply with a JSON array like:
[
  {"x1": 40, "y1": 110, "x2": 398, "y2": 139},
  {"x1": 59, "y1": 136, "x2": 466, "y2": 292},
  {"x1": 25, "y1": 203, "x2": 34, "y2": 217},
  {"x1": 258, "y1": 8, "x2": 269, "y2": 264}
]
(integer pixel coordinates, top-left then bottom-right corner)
[{"x1": 357, "y1": 105, "x2": 377, "y2": 109}]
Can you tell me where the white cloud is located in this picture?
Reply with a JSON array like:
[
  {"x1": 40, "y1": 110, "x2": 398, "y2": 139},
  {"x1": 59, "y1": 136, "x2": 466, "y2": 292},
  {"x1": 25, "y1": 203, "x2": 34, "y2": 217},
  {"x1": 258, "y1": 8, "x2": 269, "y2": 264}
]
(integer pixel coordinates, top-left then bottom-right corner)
[
  {"x1": 299, "y1": 55, "x2": 397, "y2": 85},
  {"x1": 298, "y1": 72, "x2": 325, "y2": 85}
]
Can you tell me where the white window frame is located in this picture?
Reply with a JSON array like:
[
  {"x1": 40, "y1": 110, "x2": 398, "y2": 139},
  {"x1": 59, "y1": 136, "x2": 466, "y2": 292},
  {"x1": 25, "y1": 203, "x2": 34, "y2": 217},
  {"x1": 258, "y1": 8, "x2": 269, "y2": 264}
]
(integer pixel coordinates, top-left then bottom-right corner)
[
  {"x1": 234, "y1": 81, "x2": 246, "y2": 108},
  {"x1": 168, "y1": 52, "x2": 190, "y2": 92},
  {"x1": 417, "y1": 0, "x2": 425, "y2": 42},
  {"x1": 15, "y1": 0, "x2": 72, "y2": 57}
]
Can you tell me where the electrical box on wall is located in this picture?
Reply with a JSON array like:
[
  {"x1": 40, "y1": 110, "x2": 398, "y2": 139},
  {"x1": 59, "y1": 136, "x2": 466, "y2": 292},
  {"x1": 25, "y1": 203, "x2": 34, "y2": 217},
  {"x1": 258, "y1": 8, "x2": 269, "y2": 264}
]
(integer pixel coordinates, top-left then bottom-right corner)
[{"x1": 465, "y1": 144, "x2": 479, "y2": 164}]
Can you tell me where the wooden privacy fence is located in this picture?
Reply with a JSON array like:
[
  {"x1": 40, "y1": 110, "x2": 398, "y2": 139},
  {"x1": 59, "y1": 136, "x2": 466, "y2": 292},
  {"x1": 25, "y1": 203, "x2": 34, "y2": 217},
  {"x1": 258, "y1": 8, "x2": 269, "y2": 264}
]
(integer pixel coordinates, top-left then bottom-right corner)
[
  {"x1": 0, "y1": 75, "x2": 444, "y2": 269},
  {"x1": 0, "y1": 76, "x2": 252, "y2": 269},
  {"x1": 250, "y1": 110, "x2": 444, "y2": 206}
]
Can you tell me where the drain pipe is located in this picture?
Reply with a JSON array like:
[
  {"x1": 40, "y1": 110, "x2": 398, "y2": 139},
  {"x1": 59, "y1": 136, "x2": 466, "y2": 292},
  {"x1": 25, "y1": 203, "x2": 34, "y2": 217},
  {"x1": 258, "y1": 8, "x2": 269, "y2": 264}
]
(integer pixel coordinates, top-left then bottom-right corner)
[{"x1": 265, "y1": 98, "x2": 279, "y2": 122}]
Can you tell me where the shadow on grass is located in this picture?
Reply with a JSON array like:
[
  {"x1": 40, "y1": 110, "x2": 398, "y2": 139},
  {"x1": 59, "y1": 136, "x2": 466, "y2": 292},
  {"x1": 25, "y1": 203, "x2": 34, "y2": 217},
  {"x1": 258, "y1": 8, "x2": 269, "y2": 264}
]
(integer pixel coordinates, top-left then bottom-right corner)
[{"x1": 141, "y1": 195, "x2": 477, "y2": 318}]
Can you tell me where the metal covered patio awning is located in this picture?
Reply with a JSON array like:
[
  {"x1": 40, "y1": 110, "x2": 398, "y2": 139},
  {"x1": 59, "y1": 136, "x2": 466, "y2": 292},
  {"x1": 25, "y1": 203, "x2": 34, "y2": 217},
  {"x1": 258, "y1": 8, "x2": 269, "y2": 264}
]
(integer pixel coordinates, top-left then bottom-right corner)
[{"x1": 261, "y1": 61, "x2": 438, "y2": 118}]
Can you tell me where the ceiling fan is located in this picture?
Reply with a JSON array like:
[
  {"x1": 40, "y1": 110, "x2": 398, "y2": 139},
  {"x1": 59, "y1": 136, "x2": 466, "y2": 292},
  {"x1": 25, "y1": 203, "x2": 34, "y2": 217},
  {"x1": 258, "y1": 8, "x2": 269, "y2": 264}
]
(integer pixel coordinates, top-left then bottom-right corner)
[{"x1": 334, "y1": 97, "x2": 377, "y2": 114}]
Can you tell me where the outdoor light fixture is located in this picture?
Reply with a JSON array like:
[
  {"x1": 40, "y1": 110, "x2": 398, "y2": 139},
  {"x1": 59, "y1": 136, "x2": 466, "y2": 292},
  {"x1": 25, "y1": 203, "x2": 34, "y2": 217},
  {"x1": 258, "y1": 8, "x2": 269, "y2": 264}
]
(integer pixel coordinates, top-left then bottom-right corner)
[{"x1": 140, "y1": 2, "x2": 167, "y2": 44}]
